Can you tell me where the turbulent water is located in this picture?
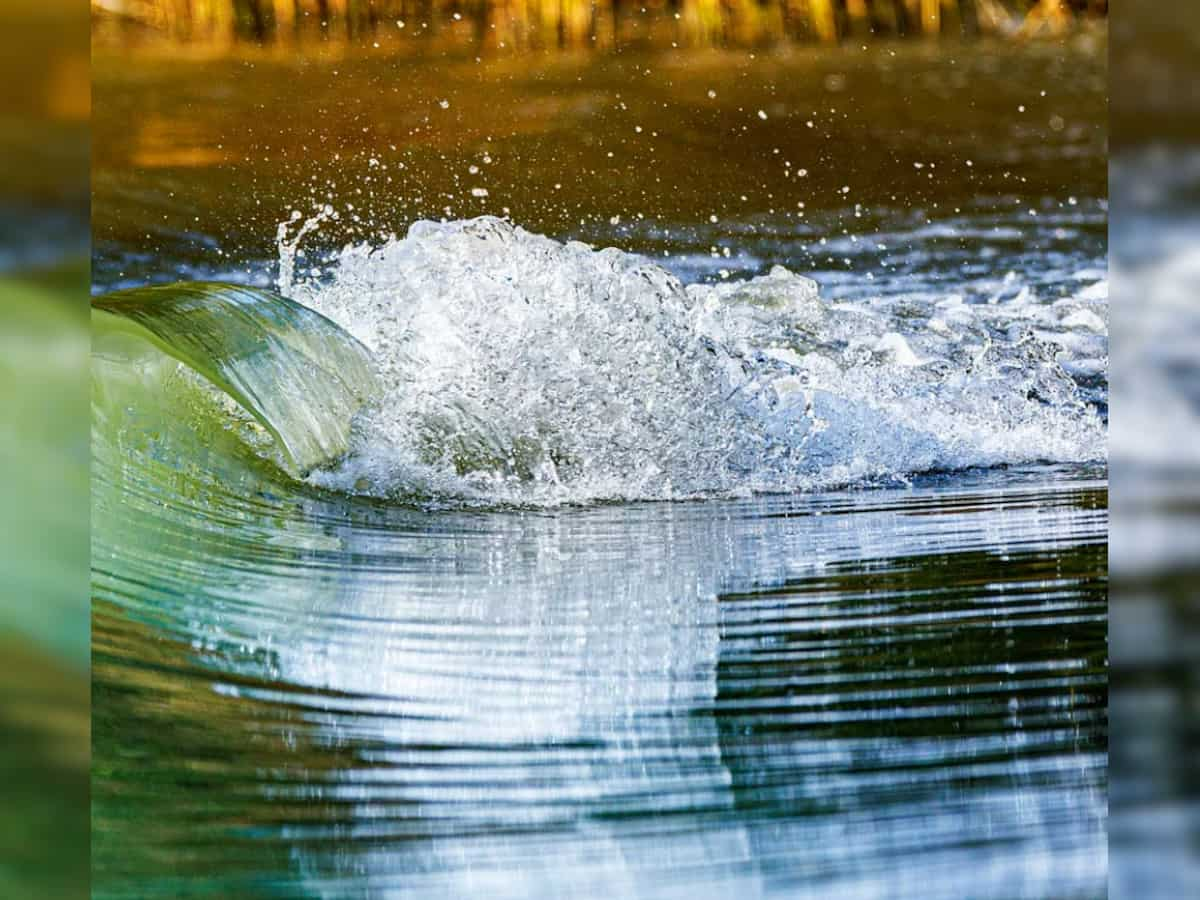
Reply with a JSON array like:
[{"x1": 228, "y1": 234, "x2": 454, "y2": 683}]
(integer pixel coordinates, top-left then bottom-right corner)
[
  {"x1": 92, "y1": 211, "x2": 1109, "y2": 899},
  {"x1": 96, "y1": 213, "x2": 1106, "y2": 508},
  {"x1": 91, "y1": 41, "x2": 1109, "y2": 900}
]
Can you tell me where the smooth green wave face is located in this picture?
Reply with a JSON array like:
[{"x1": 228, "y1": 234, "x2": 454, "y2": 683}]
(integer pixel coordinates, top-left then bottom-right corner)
[{"x1": 92, "y1": 282, "x2": 379, "y2": 477}]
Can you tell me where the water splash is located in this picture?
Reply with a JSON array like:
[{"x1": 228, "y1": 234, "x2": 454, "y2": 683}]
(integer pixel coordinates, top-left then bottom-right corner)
[
  {"x1": 276, "y1": 205, "x2": 339, "y2": 297},
  {"x1": 283, "y1": 216, "x2": 1104, "y2": 504}
]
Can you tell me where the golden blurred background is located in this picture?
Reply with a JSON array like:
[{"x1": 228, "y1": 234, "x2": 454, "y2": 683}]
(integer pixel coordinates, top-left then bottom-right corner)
[{"x1": 93, "y1": 0, "x2": 1106, "y2": 49}]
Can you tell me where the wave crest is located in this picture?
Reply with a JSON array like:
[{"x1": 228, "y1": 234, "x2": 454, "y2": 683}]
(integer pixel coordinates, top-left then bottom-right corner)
[{"x1": 284, "y1": 216, "x2": 1104, "y2": 504}]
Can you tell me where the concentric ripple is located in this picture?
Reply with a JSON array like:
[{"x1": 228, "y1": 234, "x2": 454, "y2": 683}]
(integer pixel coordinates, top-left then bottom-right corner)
[{"x1": 93, "y1": 456, "x2": 1106, "y2": 899}]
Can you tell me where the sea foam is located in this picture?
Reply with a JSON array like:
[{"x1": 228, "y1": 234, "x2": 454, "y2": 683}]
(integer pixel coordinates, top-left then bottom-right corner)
[{"x1": 283, "y1": 216, "x2": 1105, "y2": 504}]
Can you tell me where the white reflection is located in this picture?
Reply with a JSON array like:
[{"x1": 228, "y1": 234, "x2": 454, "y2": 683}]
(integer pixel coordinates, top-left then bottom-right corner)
[
  {"x1": 212, "y1": 483, "x2": 1101, "y2": 899},
  {"x1": 95, "y1": 428, "x2": 1107, "y2": 898}
]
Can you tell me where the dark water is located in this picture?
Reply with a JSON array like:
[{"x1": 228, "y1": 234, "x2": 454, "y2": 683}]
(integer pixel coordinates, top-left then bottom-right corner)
[
  {"x1": 92, "y1": 39, "x2": 1106, "y2": 291},
  {"x1": 92, "y1": 39, "x2": 1108, "y2": 898}
]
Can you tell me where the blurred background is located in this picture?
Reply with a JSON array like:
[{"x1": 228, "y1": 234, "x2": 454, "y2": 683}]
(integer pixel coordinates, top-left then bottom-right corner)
[
  {"x1": 0, "y1": 0, "x2": 89, "y2": 898},
  {"x1": 1109, "y1": 3, "x2": 1200, "y2": 897},
  {"x1": 91, "y1": 0, "x2": 1107, "y2": 48}
]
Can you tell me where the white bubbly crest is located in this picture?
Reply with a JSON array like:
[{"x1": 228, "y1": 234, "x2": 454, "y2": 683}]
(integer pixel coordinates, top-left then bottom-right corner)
[{"x1": 283, "y1": 215, "x2": 1105, "y2": 505}]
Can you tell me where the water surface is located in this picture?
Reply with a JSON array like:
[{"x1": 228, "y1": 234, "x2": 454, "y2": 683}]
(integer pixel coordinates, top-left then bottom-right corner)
[
  {"x1": 94, "y1": 467, "x2": 1107, "y2": 898},
  {"x1": 92, "y1": 39, "x2": 1108, "y2": 898}
]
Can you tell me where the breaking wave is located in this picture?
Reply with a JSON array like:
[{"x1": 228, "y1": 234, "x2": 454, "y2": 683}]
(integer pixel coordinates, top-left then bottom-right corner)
[
  {"x1": 287, "y1": 215, "x2": 1105, "y2": 503},
  {"x1": 95, "y1": 215, "x2": 1107, "y2": 507}
]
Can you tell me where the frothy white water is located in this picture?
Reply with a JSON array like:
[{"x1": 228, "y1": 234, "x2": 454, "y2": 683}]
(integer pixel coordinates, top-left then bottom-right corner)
[{"x1": 283, "y1": 216, "x2": 1105, "y2": 504}]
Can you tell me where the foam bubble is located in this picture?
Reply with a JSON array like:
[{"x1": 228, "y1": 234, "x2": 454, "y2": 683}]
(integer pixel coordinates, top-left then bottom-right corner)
[{"x1": 286, "y1": 216, "x2": 1105, "y2": 505}]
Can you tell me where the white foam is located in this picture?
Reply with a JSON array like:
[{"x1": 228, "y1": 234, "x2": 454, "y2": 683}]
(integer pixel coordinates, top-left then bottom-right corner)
[{"x1": 283, "y1": 216, "x2": 1105, "y2": 505}]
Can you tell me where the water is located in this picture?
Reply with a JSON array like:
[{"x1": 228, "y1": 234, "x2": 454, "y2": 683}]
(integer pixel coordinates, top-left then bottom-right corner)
[
  {"x1": 94, "y1": 463, "x2": 1107, "y2": 899},
  {"x1": 92, "y1": 40, "x2": 1108, "y2": 898}
]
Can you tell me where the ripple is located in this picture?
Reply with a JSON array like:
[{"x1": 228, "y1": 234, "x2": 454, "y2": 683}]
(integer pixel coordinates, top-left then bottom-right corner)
[{"x1": 93, "y1": 469, "x2": 1106, "y2": 899}]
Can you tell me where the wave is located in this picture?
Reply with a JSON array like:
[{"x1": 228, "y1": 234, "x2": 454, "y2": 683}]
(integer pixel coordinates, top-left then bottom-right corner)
[
  {"x1": 93, "y1": 281, "x2": 378, "y2": 477},
  {"x1": 94, "y1": 216, "x2": 1106, "y2": 507}
]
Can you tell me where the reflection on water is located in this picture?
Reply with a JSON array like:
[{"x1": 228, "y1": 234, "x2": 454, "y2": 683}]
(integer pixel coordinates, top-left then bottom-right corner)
[
  {"x1": 91, "y1": 41, "x2": 1106, "y2": 292},
  {"x1": 93, "y1": 468, "x2": 1106, "y2": 898},
  {"x1": 92, "y1": 35, "x2": 1107, "y2": 899}
]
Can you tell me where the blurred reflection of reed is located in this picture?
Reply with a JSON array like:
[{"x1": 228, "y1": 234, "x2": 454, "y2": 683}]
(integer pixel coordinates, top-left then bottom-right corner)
[{"x1": 93, "y1": 0, "x2": 1106, "y2": 48}]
